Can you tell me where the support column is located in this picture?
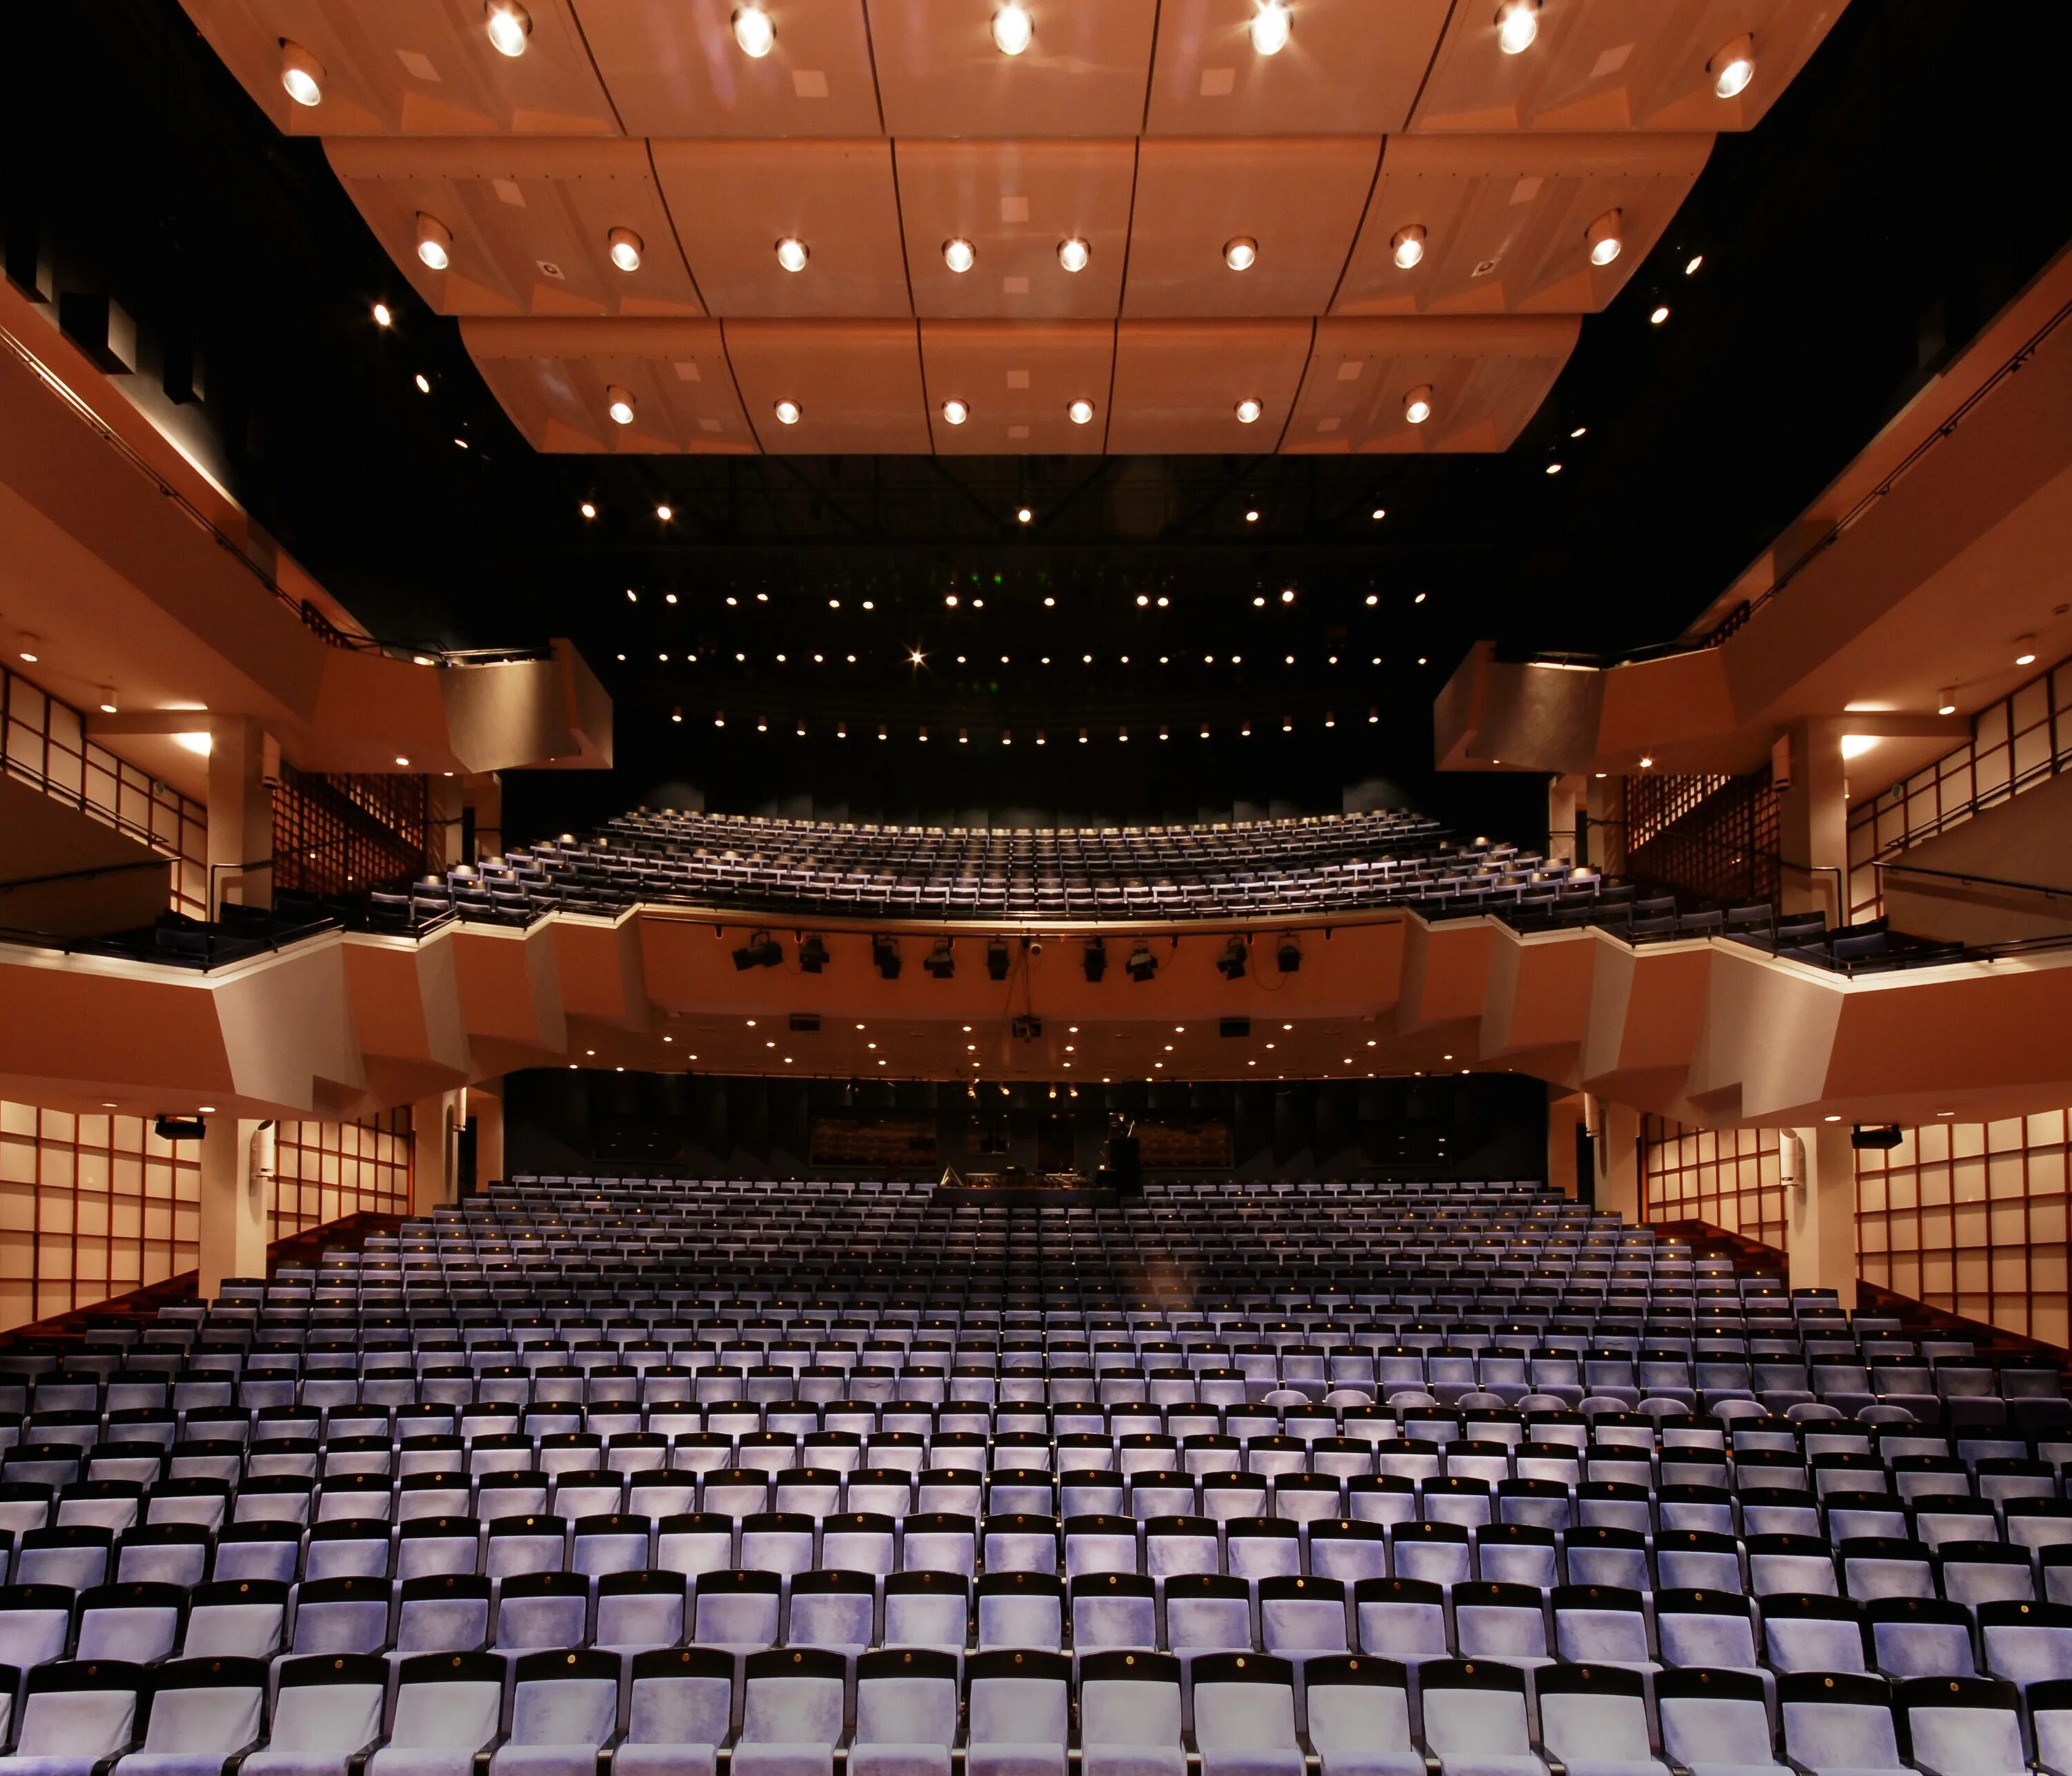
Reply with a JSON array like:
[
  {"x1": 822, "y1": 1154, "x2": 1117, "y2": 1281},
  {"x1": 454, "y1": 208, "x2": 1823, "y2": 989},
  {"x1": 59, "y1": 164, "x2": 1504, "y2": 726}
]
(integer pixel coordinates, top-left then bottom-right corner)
[
  {"x1": 1548, "y1": 774, "x2": 1586, "y2": 869},
  {"x1": 1548, "y1": 1089, "x2": 1587, "y2": 1201},
  {"x1": 1591, "y1": 1096, "x2": 1642, "y2": 1222},
  {"x1": 206, "y1": 717, "x2": 275, "y2": 914},
  {"x1": 1776, "y1": 720, "x2": 1849, "y2": 924},
  {"x1": 1785, "y1": 1123, "x2": 1860, "y2": 1304},
  {"x1": 473, "y1": 1088, "x2": 505, "y2": 1189},
  {"x1": 198, "y1": 1117, "x2": 271, "y2": 1299},
  {"x1": 412, "y1": 1090, "x2": 461, "y2": 1215},
  {"x1": 1586, "y1": 775, "x2": 1624, "y2": 878}
]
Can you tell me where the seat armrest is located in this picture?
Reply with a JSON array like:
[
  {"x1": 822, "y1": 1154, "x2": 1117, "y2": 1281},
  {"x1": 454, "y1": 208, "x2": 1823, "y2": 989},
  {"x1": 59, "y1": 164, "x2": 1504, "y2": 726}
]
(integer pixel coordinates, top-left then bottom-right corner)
[
  {"x1": 347, "y1": 1732, "x2": 394, "y2": 1776},
  {"x1": 91, "y1": 1738, "x2": 146, "y2": 1776},
  {"x1": 474, "y1": 1729, "x2": 511, "y2": 1776},
  {"x1": 220, "y1": 1733, "x2": 269, "y2": 1776},
  {"x1": 1530, "y1": 1734, "x2": 1567, "y2": 1776}
]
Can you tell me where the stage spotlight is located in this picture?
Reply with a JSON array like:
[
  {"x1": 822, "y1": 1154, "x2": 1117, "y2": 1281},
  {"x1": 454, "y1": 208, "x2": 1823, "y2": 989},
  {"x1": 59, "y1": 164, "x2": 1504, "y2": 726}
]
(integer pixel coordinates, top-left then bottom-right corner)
[
  {"x1": 1126, "y1": 944, "x2": 1158, "y2": 983},
  {"x1": 1217, "y1": 937, "x2": 1249, "y2": 980},
  {"x1": 925, "y1": 940, "x2": 957, "y2": 979},
  {"x1": 799, "y1": 934, "x2": 829, "y2": 974},
  {"x1": 872, "y1": 935, "x2": 902, "y2": 980},
  {"x1": 1277, "y1": 938, "x2": 1302, "y2": 974},
  {"x1": 1083, "y1": 938, "x2": 1107, "y2": 983},
  {"x1": 987, "y1": 938, "x2": 1010, "y2": 981},
  {"x1": 731, "y1": 930, "x2": 783, "y2": 971}
]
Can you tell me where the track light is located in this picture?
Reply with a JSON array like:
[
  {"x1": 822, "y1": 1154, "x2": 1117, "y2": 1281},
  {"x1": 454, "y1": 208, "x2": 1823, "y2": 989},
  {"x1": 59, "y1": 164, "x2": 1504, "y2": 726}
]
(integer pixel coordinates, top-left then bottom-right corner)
[
  {"x1": 872, "y1": 935, "x2": 902, "y2": 979},
  {"x1": 799, "y1": 935, "x2": 829, "y2": 974},
  {"x1": 943, "y1": 238, "x2": 977, "y2": 274},
  {"x1": 1235, "y1": 398, "x2": 1263, "y2": 424},
  {"x1": 415, "y1": 214, "x2": 453, "y2": 271},
  {"x1": 606, "y1": 385, "x2": 636, "y2": 425},
  {"x1": 1068, "y1": 398, "x2": 1095, "y2": 425},
  {"x1": 731, "y1": 930, "x2": 783, "y2": 971},
  {"x1": 986, "y1": 938, "x2": 1010, "y2": 981},
  {"x1": 733, "y1": 4, "x2": 774, "y2": 57},
  {"x1": 1224, "y1": 236, "x2": 1258, "y2": 271},
  {"x1": 1709, "y1": 33, "x2": 1754, "y2": 99},
  {"x1": 279, "y1": 41, "x2": 325, "y2": 106},
  {"x1": 1217, "y1": 937, "x2": 1249, "y2": 980},
  {"x1": 1057, "y1": 237, "x2": 1091, "y2": 273},
  {"x1": 1126, "y1": 944, "x2": 1158, "y2": 983},
  {"x1": 485, "y1": 1, "x2": 531, "y2": 57},
  {"x1": 925, "y1": 940, "x2": 957, "y2": 980},
  {"x1": 1250, "y1": 0, "x2": 1292, "y2": 55},
  {"x1": 1084, "y1": 939, "x2": 1107, "y2": 983},
  {"x1": 1391, "y1": 224, "x2": 1426, "y2": 269},
  {"x1": 1277, "y1": 938, "x2": 1302, "y2": 974},
  {"x1": 1403, "y1": 385, "x2": 1433, "y2": 425},
  {"x1": 1495, "y1": 0, "x2": 1539, "y2": 55},
  {"x1": 607, "y1": 227, "x2": 644, "y2": 272},
  {"x1": 992, "y1": 3, "x2": 1034, "y2": 56},
  {"x1": 1937, "y1": 690, "x2": 1958, "y2": 716},
  {"x1": 2016, "y1": 636, "x2": 2038, "y2": 666},
  {"x1": 1585, "y1": 210, "x2": 1624, "y2": 267}
]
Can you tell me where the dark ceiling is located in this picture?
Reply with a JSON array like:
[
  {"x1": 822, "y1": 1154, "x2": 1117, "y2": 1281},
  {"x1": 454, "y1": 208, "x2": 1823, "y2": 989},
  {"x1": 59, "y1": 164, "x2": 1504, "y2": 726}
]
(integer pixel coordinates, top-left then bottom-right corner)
[{"x1": 4, "y1": 3, "x2": 2069, "y2": 831}]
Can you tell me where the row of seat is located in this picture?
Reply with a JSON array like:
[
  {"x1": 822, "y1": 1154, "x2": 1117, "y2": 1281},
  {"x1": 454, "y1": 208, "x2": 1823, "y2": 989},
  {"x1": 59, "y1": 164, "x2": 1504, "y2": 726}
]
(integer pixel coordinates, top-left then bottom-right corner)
[{"x1": 5, "y1": 1645, "x2": 2071, "y2": 1776}]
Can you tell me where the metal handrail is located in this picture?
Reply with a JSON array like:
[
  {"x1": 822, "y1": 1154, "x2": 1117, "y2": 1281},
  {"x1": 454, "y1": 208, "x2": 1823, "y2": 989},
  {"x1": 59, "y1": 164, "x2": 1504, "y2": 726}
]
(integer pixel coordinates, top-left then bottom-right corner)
[
  {"x1": 1873, "y1": 858, "x2": 2072, "y2": 901},
  {"x1": 0, "y1": 856, "x2": 172, "y2": 894}
]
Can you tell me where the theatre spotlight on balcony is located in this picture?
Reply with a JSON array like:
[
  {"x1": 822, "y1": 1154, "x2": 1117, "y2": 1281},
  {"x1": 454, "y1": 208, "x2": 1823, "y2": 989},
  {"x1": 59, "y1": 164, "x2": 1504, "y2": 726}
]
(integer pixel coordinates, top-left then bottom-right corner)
[
  {"x1": 1217, "y1": 936, "x2": 1249, "y2": 979},
  {"x1": 731, "y1": 930, "x2": 783, "y2": 971},
  {"x1": 1083, "y1": 938, "x2": 1107, "y2": 983},
  {"x1": 1126, "y1": 943, "x2": 1159, "y2": 983},
  {"x1": 925, "y1": 939, "x2": 956, "y2": 979},
  {"x1": 986, "y1": 937, "x2": 1010, "y2": 981},
  {"x1": 798, "y1": 934, "x2": 829, "y2": 974},
  {"x1": 871, "y1": 935, "x2": 901, "y2": 980}
]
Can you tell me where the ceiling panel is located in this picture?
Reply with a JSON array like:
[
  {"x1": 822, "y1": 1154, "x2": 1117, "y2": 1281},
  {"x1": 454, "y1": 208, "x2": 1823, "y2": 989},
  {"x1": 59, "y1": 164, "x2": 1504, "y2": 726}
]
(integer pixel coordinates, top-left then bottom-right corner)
[
  {"x1": 461, "y1": 318, "x2": 753, "y2": 452},
  {"x1": 865, "y1": 0, "x2": 1159, "y2": 137},
  {"x1": 650, "y1": 139, "x2": 910, "y2": 317},
  {"x1": 327, "y1": 139, "x2": 703, "y2": 316},
  {"x1": 179, "y1": 0, "x2": 621, "y2": 135},
  {"x1": 1144, "y1": 0, "x2": 1452, "y2": 137},
  {"x1": 722, "y1": 319, "x2": 933, "y2": 451},
  {"x1": 894, "y1": 141, "x2": 1135, "y2": 321},
  {"x1": 1106, "y1": 320, "x2": 1314, "y2": 454},
  {"x1": 1334, "y1": 133, "x2": 1711, "y2": 317},
  {"x1": 1283, "y1": 315, "x2": 1580, "y2": 453},
  {"x1": 1122, "y1": 138, "x2": 1379, "y2": 318},
  {"x1": 570, "y1": 0, "x2": 885, "y2": 137},
  {"x1": 917, "y1": 322, "x2": 1115, "y2": 454},
  {"x1": 1410, "y1": 0, "x2": 1851, "y2": 135}
]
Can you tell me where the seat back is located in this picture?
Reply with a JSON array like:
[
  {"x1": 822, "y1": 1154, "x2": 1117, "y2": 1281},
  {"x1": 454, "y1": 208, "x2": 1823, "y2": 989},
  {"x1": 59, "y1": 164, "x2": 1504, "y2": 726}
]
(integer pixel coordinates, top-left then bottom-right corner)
[
  {"x1": 966, "y1": 1650, "x2": 1071, "y2": 1747},
  {"x1": 268, "y1": 1653, "x2": 388, "y2": 1754},
  {"x1": 1899, "y1": 1677, "x2": 2026, "y2": 1776},
  {"x1": 625, "y1": 1648, "x2": 735, "y2": 1749},
  {"x1": 1302, "y1": 1657, "x2": 1416, "y2": 1759},
  {"x1": 1189, "y1": 1653, "x2": 1299, "y2": 1751},
  {"x1": 388, "y1": 1652, "x2": 508, "y2": 1750},
  {"x1": 1778, "y1": 1672, "x2": 1903, "y2": 1773},
  {"x1": 1535, "y1": 1663, "x2": 1654, "y2": 1765},
  {"x1": 139, "y1": 1657, "x2": 268, "y2": 1754},
  {"x1": 1078, "y1": 1651, "x2": 1182, "y2": 1749},
  {"x1": 1417, "y1": 1659, "x2": 1534, "y2": 1757},
  {"x1": 508, "y1": 1650, "x2": 622, "y2": 1748},
  {"x1": 854, "y1": 1649, "x2": 959, "y2": 1749},
  {"x1": 1656, "y1": 1669, "x2": 1779, "y2": 1771},
  {"x1": 14, "y1": 1660, "x2": 144, "y2": 1759}
]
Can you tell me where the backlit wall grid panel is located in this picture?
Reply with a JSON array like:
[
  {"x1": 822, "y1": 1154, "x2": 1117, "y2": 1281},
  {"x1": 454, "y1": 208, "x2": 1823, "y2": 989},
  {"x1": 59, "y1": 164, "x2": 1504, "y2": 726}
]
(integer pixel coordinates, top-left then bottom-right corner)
[
  {"x1": 1856, "y1": 1112, "x2": 2071, "y2": 1347},
  {"x1": 1848, "y1": 657, "x2": 2072, "y2": 923},
  {"x1": 1641, "y1": 1116, "x2": 1785, "y2": 1251},
  {"x1": 0, "y1": 664, "x2": 209, "y2": 920},
  {"x1": 271, "y1": 1110, "x2": 414, "y2": 1239},
  {"x1": 0, "y1": 1103, "x2": 201, "y2": 1332}
]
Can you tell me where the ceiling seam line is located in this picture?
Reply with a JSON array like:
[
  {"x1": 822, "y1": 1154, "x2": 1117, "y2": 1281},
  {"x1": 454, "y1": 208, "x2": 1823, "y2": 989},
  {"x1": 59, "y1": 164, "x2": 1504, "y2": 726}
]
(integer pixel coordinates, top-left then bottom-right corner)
[
  {"x1": 1322, "y1": 136, "x2": 1388, "y2": 318},
  {"x1": 641, "y1": 138, "x2": 711, "y2": 321}
]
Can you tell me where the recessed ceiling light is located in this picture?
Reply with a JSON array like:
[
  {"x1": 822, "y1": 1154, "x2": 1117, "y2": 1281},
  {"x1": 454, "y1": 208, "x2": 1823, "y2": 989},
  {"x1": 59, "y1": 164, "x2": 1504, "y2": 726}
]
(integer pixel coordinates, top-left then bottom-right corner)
[
  {"x1": 580, "y1": 501, "x2": 597, "y2": 519},
  {"x1": 280, "y1": 40, "x2": 325, "y2": 106},
  {"x1": 1235, "y1": 398, "x2": 1263, "y2": 424},
  {"x1": 1371, "y1": 508, "x2": 1385, "y2": 520},
  {"x1": 1569, "y1": 425, "x2": 1586, "y2": 438},
  {"x1": 1585, "y1": 209, "x2": 1624, "y2": 267},
  {"x1": 395, "y1": 755, "x2": 411, "y2": 767},
  {"x1": 485, "y1": 0, "x2": 531, "y2": 57},
  {"x1": 1057, "y1": 237, "x2": 1091, "y2": 273},
  {"x1": 414, "y1": 372, "x2": 431, "y2": 394},
  {"x1": 1017, "y1": 506, "x2": 1034, "y2": 524},
  {"x1": 775, "y1": 237, "x2": 809, "y2": 273},
  {"x1": 372, "y1": 302, "x2": 393, "y2": 329},
  {"x1": 1245, "y1": 510, "x2": 1260, "y2": 523},
  {"x1": 942, "y1": 398, "x2": 969, "y2": 425},
  {"x1": 1709, "y1": 33, "x2": 1755, "y2": 99},
  {"x1": 1391, "y1": 224, "x2": 1427, "y2": 270},
  {"x1": 1280, "y1": 588, "x2": 1296, "y2": 604},
  {"x1": 655, "y1": 503, "x2": 673, "y2": 521},
  {"x1": 992, "y1": 3, "x2": 1034, "y2": 56},
  {"x1": 943, "y1": 238, "x2": 977, "y2": 274},
  {"x1": 1638, "y1": 755, "x2": 1654, "y2": 768},
  {"x1": 733, "y1": 4, "x2": 774, "y2": 57},
  {"x1": 1223, "y1": 236, "x2": 1258, "y2": 271},
  {"x1": 1684, "y1": 253, "x2": 1705, "y2": 276},
  {"x1": 1650, "y1": 304, "x2": 1670, "y2": 325},
  {"x1": 774, "y1": 399, "x2": 801, "y2": 425},
  {"x1": 16, "y1": 644, "x2": 37, "y2": 663},
  {"x1": 1250, "y1": 0, "x2": 1292, "y2": 55},
  {"x1": 1068, "y1": 398, "x2": 1095, "y2": 425},
  {"x1": 414, "y1": 213, "x2": 452, "y2": 271},
  {"x1": 606, "y1": 385, "x2": 636, "y2": 425},
  {"x1": 1545, "y1": 461, "x2": 1562, "y2": 475},
  {"x1": 1495, "y1": 0, "x2": 1539, "y2": 55},
  {"x1": 607, "y1": 227, "x2": 644, "y2": 272},
  {"x1": 1403, "y1": 385, "x2": 1433, "y2": 425}
]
